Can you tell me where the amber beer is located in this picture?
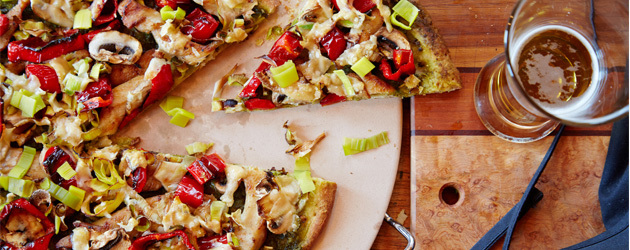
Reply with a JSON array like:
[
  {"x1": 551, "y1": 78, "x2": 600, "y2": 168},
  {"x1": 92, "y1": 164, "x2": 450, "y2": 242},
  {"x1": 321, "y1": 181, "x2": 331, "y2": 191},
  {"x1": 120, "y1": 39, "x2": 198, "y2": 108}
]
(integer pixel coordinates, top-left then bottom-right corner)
[{"x1": 508, "y1": 25, "x2": 601, "y2": 117}]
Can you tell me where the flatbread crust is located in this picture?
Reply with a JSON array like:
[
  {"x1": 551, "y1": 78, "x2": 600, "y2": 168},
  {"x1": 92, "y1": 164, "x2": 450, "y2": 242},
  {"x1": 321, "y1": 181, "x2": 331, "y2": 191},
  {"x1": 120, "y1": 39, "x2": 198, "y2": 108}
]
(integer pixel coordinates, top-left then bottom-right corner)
[{"x1": 401, "y1": 0, "x2": 461, "y2": 95}]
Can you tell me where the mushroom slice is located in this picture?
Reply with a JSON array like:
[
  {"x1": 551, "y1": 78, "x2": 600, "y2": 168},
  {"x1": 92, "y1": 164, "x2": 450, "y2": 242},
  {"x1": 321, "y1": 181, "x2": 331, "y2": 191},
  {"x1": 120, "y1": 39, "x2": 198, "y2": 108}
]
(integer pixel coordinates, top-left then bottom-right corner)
[
  {"x1": 89, "y1": 31, "x2": 143, "y2": 65},
  {"x1": 89, "y1": 228, "x2": 130, "y2": 249},
  {"x1": 256, "y1": 175, "x2": 302, "y2": 235},
  {"x1": 29, "y1": 190, "x2": 53, "y2": 215},
  {"x1": 374, "y1": 27, "x2": 412, "y2": 58}
]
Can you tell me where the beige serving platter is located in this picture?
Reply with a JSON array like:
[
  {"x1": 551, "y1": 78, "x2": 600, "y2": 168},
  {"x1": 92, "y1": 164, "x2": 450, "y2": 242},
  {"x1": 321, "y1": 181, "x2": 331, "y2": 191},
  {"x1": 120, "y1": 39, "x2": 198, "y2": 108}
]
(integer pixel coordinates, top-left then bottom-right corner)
[{"x1": 119, "y1": 1, "x2": 403, "y2": 249}]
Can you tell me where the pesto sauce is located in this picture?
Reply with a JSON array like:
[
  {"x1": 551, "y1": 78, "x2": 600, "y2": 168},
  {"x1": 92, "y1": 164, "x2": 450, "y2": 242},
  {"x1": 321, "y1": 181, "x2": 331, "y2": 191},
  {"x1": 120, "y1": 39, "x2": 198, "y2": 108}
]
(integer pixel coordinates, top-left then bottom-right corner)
[
  {"x1": 263, "y1": 231, "x2": 302, "y2": 250},
  {"x1": 0, "y1": 0, "x2": 16, "y2": 14}
]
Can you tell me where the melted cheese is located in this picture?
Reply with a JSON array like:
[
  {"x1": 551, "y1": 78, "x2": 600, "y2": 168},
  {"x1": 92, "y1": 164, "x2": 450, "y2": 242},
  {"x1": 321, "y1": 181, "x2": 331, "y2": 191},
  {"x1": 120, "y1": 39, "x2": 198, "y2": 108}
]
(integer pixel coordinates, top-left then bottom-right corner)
[
  {"x1": 162, "y1": 197, "x2": 208, "y2": 237},
  {"x1": 71, "y1": 227, "x2": 90, "y2": 250},
  {"x1": 144, "y1": 58, "x2": 169, "y2": 80},
  {"x1": 153, "y1": 161, "x2": 187, "y2": 192},
  {"x1": 121, "y1": 149, "x2": 147, "y2": 176},
  {"x1": 335, "y1": 35, "x2": 378, "y2": 66},
  {"x1": 53, "y1": 115, "x2": 83, "y2": 146},
  {"x1": 220, "y1": 164, "x2": 247, "y2": 206}
]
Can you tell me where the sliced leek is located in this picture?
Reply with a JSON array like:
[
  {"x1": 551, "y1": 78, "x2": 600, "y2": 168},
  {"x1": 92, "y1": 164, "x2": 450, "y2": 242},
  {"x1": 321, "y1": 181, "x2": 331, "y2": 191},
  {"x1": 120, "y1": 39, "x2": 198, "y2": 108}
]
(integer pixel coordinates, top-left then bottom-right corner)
[
  {"x1": 73, "y1": 9, "x2": 92, "y2": 29},
  {"x1": 7, "y1": 177, "x2": 35, "y2": 198},
  {"x1": 169, "y1": 112, "x2": 192, "y2": 127},
  {"x1": 342, "y1": 131, "x2": 390, "y2": 155},
  {"x1": 351, "y1": 57, "x2": 375, "y2": 78},
  {"x1": 57, "y1": 162, "x2": 76, "y2": 180},
  {"x1": 45, "y1": 180, "x2": 82, "y2": 210},
  {"x1": 8, "y1": 146, "x2": 36, "y2": 179},
  {"x1": 185, "y1": 142, "x2": 214, "y2": 155},
  {"x1": 390, "y1": 0, "x2": 419, "y2": 30},
  {"x1": 93, "y1": 158, "x2": 123, "y2": 185},
  {"x1": 210, "y1": 200, "x2": 227, "y2": 222},
  {"x1": 293, "y1": 154, "x2": 315, "y2": 193},
  {"x1": 159, "y1": 95, "x2": 184, "y2": 112},
  {"x1": 270, "y1": 60, "x2": 299, "y2": 88},
  {"x1": 333, "y1": 70, "x2": 355, "y2": 97}
]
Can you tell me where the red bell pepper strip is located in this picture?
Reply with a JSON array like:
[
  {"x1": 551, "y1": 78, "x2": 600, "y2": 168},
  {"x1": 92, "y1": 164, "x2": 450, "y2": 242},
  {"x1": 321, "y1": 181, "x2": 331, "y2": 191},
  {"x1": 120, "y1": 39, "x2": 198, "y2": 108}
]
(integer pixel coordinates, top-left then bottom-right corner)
[
  {"x1": 157, "y1": 0, "x2": 177, "y2": 8},
  {"x1": 76, "y1": 77, "x2": 113, "y2": 111},
  {"x1": 129, "y1": 230, "x2": 195, "y2": 250},
  {"x1": 175, "y1": 175, "x2": 204, "y2": 208},
  {"x1": 204, "y1": 153, "x2": 227, "y2": 176},
  {"x1": 181, "y1": 9, "x2": 220, "y2": 44},
  {"x1": 320, "y1": 92, "x2": 346, "y2": 106},
  {"x1": 93, "y1": 0, "x2": 118, "y2": 26},
  {"x1": 187, "y1": 153, "x2": 227, "y2": 185},
  {"x1": 379, "y1": 49, "x2": 416, "y2": 81},
  {"x1": 118, "y1": 108, "x2": 141, "y2": 129},
  {"x1": 197, "y1": 234, "x2": 229, "y2": 250},
  {"x1": 143, "y1": 64, "x2": 174, "y2": 109},
  {"x1": 393, "y1": 49, "x2": 415, "y2": 75},
  {"x1": 0, "y1": 198, "x2": 55, "y2": 250},
  {"x1": 320, "y1": 26, "x2": 347, "y2": 61},
  {"x1": 187, "y1": 158, "x2": 214, "y2": 185},
  {"x1": 7, "y1": 34, "x2": 85, "y2": 63},
  {"x1": 0, "y1": 14, "x2": 9, "y2": 36},
  {"x1": 379, "y1": 59, "x2": 402, "y2": 81},
  {"x1": 43, "y1": 146, "x2": 77, "y2": 189},
  {"x1": 83, "y1": 19, "x2": 121, "y2": 43},
  {"x1": 238, "y1": 63, "x2": 270, "y2": 98},
  {"x1": 131, "y1": 167, "x2": 147, "y2": 193},
  {"x1": 25, "y1": 64, "x2": 61, "y2": 93},
  {"x1": 332, "y1": 0, "x2": 376, "y2": 13},
  {"x1": 239, "y1": 31, "x2": 303, "y2": 98},
  {"x1": 268, "y1": 31, "x2": 303, "y2": 65},
  {"x1": 245, "y1": 98, "x2": 275, "y2": 110}
]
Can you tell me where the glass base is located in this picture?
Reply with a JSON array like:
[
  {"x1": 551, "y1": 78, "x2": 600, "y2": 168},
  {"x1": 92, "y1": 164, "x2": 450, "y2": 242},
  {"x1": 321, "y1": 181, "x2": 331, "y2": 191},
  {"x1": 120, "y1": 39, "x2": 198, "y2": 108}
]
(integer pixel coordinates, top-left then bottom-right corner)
[{"x1": 474, "y1": 54, "x2": 559, "y2": 143}]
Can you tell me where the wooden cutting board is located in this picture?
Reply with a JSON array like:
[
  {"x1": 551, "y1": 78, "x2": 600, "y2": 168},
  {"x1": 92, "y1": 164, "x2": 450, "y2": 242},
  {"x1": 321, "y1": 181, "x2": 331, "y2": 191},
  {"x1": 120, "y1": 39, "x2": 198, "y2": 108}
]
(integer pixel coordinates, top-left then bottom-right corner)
[{"x1": 410, "y1": 0, "x2": 614, "y2": 248}]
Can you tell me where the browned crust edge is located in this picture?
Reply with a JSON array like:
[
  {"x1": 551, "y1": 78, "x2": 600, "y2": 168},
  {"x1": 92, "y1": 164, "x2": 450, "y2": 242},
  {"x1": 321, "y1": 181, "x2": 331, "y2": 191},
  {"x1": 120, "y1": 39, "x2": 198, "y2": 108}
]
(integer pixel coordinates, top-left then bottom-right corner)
[
  {"x1": 299, "y1": 178, "x2": 338, "y2": 249},
  {"x1": 401, "y1": 0, "x2": 462, "y2": 95}
]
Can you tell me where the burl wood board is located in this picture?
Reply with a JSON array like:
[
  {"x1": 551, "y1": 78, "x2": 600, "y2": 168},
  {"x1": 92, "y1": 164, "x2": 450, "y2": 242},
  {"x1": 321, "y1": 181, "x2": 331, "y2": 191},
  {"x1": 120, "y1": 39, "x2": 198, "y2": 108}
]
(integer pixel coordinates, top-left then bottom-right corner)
[{"x1": 410, "y1": 0, "x2": 615, "y2": 249}]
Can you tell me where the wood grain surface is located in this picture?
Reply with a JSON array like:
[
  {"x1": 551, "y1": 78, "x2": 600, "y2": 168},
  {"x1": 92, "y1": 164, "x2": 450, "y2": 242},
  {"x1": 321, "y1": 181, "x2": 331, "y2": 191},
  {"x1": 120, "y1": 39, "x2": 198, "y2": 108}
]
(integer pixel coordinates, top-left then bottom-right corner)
[{"x1": 371, "y1": 0, "x2": 617, "y2": 249}]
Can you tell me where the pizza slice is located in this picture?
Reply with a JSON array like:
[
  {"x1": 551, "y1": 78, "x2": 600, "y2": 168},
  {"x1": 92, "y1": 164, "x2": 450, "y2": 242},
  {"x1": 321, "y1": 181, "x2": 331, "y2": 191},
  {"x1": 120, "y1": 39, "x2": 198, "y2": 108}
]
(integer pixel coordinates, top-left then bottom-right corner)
[
  {"x1": 0, "y1": 143, "x2": 336, "y2": 249},
  {"x1": 0, "y1": 0, "x2": 279, "y2": 151},
  {"x1": 212, "y1": 0, "x2": 461, "y2": 112}
]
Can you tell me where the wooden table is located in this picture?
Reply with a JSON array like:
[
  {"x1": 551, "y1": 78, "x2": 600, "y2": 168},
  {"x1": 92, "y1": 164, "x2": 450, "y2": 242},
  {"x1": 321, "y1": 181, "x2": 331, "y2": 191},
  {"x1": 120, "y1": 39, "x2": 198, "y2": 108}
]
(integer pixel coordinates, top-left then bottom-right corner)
[{"x1": 371, "y1": 0, "x2": 615, "y2": 248}]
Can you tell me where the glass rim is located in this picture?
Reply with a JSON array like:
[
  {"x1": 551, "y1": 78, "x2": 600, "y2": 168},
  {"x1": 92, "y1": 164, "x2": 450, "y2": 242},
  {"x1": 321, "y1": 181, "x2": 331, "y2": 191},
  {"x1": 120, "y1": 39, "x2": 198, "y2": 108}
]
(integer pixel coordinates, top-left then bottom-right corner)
[{"x1": 502, "y1": 0, "x2": 629, "y2": 126}]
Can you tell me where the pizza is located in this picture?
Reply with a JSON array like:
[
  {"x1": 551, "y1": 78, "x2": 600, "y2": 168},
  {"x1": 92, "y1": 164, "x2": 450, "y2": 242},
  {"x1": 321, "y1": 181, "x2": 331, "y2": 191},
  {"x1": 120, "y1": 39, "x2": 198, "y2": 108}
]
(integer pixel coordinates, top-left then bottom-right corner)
[
  {"x1": 0, "y1": 145, "x2": 337, "y2": 249},
  {"x1": 0, "y1": 0, "x2": 460, "y2": 248},
  {"x1": 212, "y1": 0, "x2": 461, "y2": 112}
]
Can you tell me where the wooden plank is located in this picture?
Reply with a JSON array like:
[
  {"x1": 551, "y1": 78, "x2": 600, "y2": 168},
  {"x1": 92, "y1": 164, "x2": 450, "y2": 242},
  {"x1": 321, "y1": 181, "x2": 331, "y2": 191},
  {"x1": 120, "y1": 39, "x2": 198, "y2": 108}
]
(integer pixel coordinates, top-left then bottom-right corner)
[{"x1": 411, "y1": 135, "x2": 608, "y2": 249}]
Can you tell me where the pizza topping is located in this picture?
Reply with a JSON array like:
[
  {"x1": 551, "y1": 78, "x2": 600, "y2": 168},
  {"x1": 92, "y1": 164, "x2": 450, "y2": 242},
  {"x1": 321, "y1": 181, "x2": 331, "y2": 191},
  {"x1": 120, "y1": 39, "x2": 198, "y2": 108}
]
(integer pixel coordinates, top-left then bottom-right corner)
[
  {"x1": 143, "y1": 61, "x2": 173, "y2": 108},
  {"x1": 129, "y1": 229, "x2": 195, "y2": 250},
  {"x1": 90, "y1": 0, "x2": 118, "y2": 26},
  {"x1": 25, "y1": 64, "x2": 61, "y2": 93},
  {"x1": 88, "y1": 31, "x2": 143, "y2": 65},
  {"x1": 7, "y1": 34, "x2": 86, "y2": 63},
  {"x1": 351, "y1": 56, "x2": 376, "y2": 77},
  {"x1": 76, "y1": 77, "x2": 114, "y2": 111},
  {"x1": 73, "y1": 9, "x2": 93, "y2": 30},
  {"x1": 181, "y1": 8, "x2": 220, "y2": 44},
  {"x1": 270, "y1": 60, "x2": 299, "y2": 88},
  {"x1": 319, "y1": 26, "x2": 346, "y2": 61},
  {"x1": 342, "y1": 131, "x2": 389, "y2": 155},
  {"x1": 30, "y1": 0, "x2": 75, "y2": 28},
  {"x1": 256, "y1": 175, "x2": 301, "y2": 234},
  {"x1": 0, "y1": 198, "x2": 54, "y2": 249},
  {"x1": 175, "y1": 175, "x2": 204, "y2": 207},
  {"x1": 220, "y1": 164, "x2": 246, "y2": 206},
  {"x1": 390, "y1": 0, "x2": 419, "y2": 31}
]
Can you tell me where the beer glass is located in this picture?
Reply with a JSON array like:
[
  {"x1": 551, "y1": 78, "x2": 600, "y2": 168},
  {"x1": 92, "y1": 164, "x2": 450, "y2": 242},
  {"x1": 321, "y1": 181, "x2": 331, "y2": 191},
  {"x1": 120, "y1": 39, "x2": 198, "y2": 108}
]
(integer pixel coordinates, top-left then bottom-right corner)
[{"x1": 474, "y1": 0, "x2": 629, "y2": 143}]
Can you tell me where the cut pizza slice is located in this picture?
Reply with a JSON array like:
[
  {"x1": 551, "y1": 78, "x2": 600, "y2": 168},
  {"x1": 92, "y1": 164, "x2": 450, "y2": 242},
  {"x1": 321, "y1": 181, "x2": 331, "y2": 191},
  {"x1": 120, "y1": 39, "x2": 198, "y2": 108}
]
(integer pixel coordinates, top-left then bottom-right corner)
[
  {"x1": 0, "y1": 0, "x2": 279, "y2": 150},
  {"x1": 0, "y1": 143, "x2": 336, "y2": 249},
  {"x1": 213, "y1": 0, "x2": 461, "y2": 112}
]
